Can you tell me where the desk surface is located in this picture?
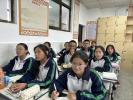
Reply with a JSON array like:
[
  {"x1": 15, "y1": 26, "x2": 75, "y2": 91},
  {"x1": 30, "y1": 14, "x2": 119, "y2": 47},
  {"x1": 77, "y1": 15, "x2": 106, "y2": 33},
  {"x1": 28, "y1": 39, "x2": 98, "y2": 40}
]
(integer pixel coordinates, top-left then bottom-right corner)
[{"x1": 38, "y1": 93, "x2": 68, "y2": 100}]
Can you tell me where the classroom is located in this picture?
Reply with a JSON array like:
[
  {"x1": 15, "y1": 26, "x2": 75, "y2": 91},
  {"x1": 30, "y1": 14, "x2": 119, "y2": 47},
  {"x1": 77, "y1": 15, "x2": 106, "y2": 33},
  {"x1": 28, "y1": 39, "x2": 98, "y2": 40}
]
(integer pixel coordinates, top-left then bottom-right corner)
[{"x1": 0, "y1": 0, "x2": 133, "y2": 100}]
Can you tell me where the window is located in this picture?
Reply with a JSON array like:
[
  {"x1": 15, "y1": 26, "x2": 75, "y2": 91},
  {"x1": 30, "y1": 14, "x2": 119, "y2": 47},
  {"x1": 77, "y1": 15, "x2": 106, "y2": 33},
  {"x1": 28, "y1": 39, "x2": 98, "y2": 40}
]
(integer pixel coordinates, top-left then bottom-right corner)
[
  {"x1": 49, "y1": 0, "x2": 71, "y2": 31},
  {"x1": 0, "y1": 0, "x2": 14, "y2": 23}
]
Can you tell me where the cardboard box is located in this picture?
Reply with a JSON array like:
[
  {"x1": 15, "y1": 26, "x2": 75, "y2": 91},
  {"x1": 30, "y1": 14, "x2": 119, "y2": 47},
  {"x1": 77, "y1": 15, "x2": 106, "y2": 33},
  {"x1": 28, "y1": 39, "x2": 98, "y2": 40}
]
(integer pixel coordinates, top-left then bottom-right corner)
[
  {"x1": 107, "y1": 17, "x2": 117, "y2": 26},
  {"x1": 114, "y1": 34, "x2": 125, "y2": 42},
  {"x1": 106, "y1": 33, "x2": 115, "y2": 42},
  {"x1": 116, "y1": 16, "x2": 127, "y2": 25},
  {"x1": 115, "y1": 25, "x2": 126, "y2": 34},
  {"x1": 106, "y1": 26, "x2": 115, "y2": 34}
]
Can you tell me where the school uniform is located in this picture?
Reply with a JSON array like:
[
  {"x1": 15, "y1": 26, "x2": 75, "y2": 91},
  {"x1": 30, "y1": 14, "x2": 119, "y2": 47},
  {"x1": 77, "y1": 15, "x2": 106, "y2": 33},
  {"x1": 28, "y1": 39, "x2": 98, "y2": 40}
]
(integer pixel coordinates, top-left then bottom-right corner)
[
  {"x1": 58, "y1": 48, "x2": 67, "y2": 56},
  {"x1": 50, "y1": 68, "x2": 106, "y2": 100},
  {"x1": 90, "y1": 46, "x2": 96, "y2": 51},
  {"x1": 2, "y1": 55, "x2": 34, "y2": 76},
  {"x1": 106, "y1": 52, "x2": 121, "y2": 64},
  {"x1": 16, "y1": 58, "x2": 57, "y2": 89},
  {"x1": 57, "y1": 50, "x2": 75, "y2": 66},
  {"x1": 81, "y1": 47, "x2": 94, "y2": 60},
  {"x1": 49, "y1": 48, "x2": 56, "y2": 58},
  {"x1": 89, "y1": 56, "x2": 112, "y2": 72}
]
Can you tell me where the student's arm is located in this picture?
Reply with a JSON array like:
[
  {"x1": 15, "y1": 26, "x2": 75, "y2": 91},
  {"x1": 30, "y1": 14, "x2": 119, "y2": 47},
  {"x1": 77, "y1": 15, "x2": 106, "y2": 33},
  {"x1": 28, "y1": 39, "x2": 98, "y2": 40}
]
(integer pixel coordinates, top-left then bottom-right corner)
[
  {"x1": 8, "y1": 58, "x2": 34, "y2": 76},
  {"x1": 2, "y1": 57, "x2": 16, "y2": 75},
  {"x1": 16, "y1": 62, "x2": 36, "y2": 83},
  {"x1": 49, "y1": 70, "x2": 68, "y2": 96},
  {"x1": 27, "y1": 60, "x2": 57, "y2": 89},
  {"x1": 114, "y1": 53, "x2": 121, "y2": 64},
  {"x1": 95, "y1": 57, "x2": 112, "y2": 72},
  {"x1": 76, "y1": 70, "x2": 106, "y2": 100}
]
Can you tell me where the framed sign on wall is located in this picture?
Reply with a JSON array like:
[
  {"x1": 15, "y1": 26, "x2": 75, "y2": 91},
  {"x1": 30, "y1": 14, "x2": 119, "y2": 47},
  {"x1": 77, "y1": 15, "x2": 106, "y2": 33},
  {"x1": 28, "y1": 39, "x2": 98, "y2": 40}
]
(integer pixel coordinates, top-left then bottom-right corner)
[{"x1": 19, "y1": 0, "x2": 49, "y2": 36}]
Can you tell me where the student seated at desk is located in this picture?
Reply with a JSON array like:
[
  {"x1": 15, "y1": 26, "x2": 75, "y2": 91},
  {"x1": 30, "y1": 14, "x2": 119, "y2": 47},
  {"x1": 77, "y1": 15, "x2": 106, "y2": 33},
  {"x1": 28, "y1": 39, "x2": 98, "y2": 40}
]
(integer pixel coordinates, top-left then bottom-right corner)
[
  {"x1": 81, "y1": 39, "x2": 94, "y2": 60},
  {"x1": 2, "y1": 43, "x2": 34, "y2": 76},
  {"x1": 50, "y1": 51, "x2": 106, "y2": 100},
  {"x1": 106, "y1": 44, "x2": 121, "y2": 64},
  {"x1": 90, "y1": 41, "x2": 97, "y2": 51},
  {"x1": 106, "y1": 44, "x2": 121, "y2": 88},
  {"x1": 58, "y1": 42, "x2": 69, "y2": 56},
  {"x1": 89, "y1": 45, "x2": 112, "y2": 72},
  {"x1": 44, "y1": 41, "x2": 56, "y2": 58},
  {"x1": 57, "y1": 40, "x2": 77, "y2": 66},
  {"x1": 9, "y1": 44, "x2": 57, "y2": 93}
]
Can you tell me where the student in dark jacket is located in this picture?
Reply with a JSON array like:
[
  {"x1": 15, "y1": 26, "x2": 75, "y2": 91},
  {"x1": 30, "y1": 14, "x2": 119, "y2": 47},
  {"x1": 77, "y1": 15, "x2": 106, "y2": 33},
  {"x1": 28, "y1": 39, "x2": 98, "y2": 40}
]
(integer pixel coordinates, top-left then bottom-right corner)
[
  {"x1": 90, "y1": 41, "x2": 97, "y2": 51},
  {"x1": 81, "y1": 39, "x2": 94, "y2": 60},
  {"x1": 44, "y1": 41, "x2": 56, "y2": 58},
  {"x1": 9, "y1": 44, "x2": 57, "y2": 93},
  {"x1": 2, "y1": 43, "x2": 34, "y2": 76},
  {"x1": 58, "y1": 42, "x2": 69, "y2": 56},
  {"x1": 106, "y1": 44, "x2": 121, "y2": 64},
  {"x1": 89, "y1": 45, "x2": 112, "y2": 72},
  {"x1": 50, "y1": 51, "x2": 106, "y2": 100},
  {"x1": 57, "y1": 40, "x2": 77, "y2": 66}
]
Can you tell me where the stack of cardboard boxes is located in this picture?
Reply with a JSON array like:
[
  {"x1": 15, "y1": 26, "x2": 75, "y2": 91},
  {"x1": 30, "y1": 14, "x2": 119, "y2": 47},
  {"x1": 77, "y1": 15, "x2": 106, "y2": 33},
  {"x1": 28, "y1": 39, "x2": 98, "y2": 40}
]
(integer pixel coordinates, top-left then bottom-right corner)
[{"x1": 97, "y1": 16, "x2": 133, "y2": 70}]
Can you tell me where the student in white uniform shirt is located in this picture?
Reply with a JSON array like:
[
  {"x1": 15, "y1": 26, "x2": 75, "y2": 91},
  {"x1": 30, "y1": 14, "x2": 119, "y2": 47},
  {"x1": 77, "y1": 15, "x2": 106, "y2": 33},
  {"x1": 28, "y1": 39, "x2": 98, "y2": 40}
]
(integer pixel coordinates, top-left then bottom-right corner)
[
  {"x1": 2, "y1": 43, "x2": 34, "y2": 76},
  {"x1": 9, "y1": 44, "x2": 57, "y2": 93},
  {"x1": 89, "y1": 45, "x2": 112, "y2": 72},
  {"x1": 58, "y1": 40, "x2": 77, "y2": 66}
]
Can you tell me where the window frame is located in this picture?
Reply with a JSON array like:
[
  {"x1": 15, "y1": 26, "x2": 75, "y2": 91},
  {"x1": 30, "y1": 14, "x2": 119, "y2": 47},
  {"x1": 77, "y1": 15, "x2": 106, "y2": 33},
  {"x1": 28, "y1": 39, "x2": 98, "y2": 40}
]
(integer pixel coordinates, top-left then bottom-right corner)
[
  {"x1": 49, "y1": 0, "x2": 71, "y2": 32},
  {"x1": 0, "y1": 0, "x2": 14, "y2": 23}
]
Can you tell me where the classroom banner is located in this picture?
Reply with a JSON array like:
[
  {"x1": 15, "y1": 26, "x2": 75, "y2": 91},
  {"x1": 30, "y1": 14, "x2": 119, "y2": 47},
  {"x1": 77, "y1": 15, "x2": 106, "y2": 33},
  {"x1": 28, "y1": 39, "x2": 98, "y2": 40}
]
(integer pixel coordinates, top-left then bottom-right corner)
[{"x1": 19, "y1": 0, "x2": 49, "y2": 36}]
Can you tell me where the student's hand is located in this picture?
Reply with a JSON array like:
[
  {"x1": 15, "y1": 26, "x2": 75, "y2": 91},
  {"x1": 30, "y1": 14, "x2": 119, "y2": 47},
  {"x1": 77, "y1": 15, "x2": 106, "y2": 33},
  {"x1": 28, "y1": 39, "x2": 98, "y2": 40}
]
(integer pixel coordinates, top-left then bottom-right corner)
[
  {"x1": 9, "y1": 83, "x2": 27, "y2": 93},
  {"x1": 67, "y1": 92, "x2": 76, "y2": 100},
  {"x1": 51, "y1": 90, "x2": 59, "y2": 100}
]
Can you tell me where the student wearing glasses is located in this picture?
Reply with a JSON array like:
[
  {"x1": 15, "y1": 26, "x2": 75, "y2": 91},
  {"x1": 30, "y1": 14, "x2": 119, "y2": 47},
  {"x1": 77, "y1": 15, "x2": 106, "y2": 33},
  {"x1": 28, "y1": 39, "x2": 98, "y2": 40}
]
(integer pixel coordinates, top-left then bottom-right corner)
[{"x1": 50, "y1": 51, "x2": 106, "y2": 100}]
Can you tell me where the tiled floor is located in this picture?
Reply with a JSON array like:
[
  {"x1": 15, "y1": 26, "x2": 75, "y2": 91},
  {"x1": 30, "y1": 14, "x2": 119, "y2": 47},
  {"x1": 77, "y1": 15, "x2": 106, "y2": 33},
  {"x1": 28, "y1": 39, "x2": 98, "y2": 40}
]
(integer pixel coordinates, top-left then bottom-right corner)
[{"x1": 114, "y1": 66, "x2": 133, "y2": 100}]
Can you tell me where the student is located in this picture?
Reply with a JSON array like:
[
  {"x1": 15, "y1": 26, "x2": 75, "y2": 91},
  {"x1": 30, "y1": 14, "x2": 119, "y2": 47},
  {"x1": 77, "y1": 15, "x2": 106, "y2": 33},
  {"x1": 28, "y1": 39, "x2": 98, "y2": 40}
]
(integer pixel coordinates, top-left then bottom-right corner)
[
  {"x1": 106, "y1": 44, "x2": 121, "y2": 64},
  {"x1": 58, "y1": 42, "x2": 69, "y2": 56},
  {"x1": 57, "y1": 40, "x2": 77, "y2": 66},
  {"x1": 50, "y1": 51, "x2": 106, "y2": 100},
  {"x1": 2, "y1": 43, "x2": 34, "y2": 76},
  {"x1": 91, "y1": 41, "x2": 97, "y2": 50},
  {"x1": 81, "y1": 39, "x2": 94, "y2": 60},
  {"x1": 89, "y1": 45, "x2": 112, "y2": 72},
  {"x1": 44, "y1": 41, "x2": 56, "y2": 58},
  {"x1": 106, "y1": 45, "x2": 121, "y2": 88},
  {"x1": 9, "y1": 44, "x2": 57, "y2": 93}
]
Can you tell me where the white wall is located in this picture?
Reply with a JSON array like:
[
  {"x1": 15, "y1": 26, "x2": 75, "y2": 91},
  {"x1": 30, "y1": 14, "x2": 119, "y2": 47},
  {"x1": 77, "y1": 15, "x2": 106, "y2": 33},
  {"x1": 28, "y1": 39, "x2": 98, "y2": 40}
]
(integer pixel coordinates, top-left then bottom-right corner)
[
  {"x1": 79, "y1": 3, "x2": 90, "y2": 25},
  {"x1": 87, "y1": 6, "x2": 128, "y2": 21},
  {"x1": 0, "y1": 0, "x2": 79, "y2": 66}
]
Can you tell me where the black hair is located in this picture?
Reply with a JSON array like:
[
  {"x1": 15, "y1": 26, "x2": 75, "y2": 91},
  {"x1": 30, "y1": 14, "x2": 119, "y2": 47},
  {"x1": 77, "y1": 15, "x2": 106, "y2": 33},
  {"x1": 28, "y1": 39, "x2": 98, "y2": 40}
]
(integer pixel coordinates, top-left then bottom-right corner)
[
  {"x1": 44, "y1": 42, "x2": 51, "y2": 48},
  {"x1": 34, "y1": 44, "x2": 50, "y2": 58},
  {"x1": 70, "y1": 51, "x2": 89, "y2": 64},
  {"x1": 106, "y1": 44, "x2": 116, "y2": 55},
  {"x1": 17, "y1": 43, "x2": 29, "y2": 54},
  {"x1": 91, "y1": 41, "x2": 96, "y2": 44},
  {"x1": 95, "y1": 45, "x2": 105, "y2": 56},
  {"x1": 69, "y1": 40, "x2": 77, "y2": 44},
  {"x1": 83, "y1": 39, "x2": 90, "y2": 43}
]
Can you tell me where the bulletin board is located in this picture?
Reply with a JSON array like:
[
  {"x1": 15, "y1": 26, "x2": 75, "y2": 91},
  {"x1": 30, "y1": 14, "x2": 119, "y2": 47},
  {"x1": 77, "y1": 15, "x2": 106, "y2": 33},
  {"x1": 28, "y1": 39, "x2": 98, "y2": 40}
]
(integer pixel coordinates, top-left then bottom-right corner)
[
  {"x1": 86, "y1": 21, "x2": 97, "y2": 40},
  {"x1": 19, "y1": 0, "x2": 49, "y2": 36},
  {"x1": 73, "y1": 0, "x2": 80, "y2": 39}
]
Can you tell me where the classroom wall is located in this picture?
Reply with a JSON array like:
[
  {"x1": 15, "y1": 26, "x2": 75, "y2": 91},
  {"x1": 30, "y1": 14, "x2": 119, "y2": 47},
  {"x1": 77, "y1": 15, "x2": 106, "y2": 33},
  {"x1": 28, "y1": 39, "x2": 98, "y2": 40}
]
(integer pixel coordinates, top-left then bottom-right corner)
[{"x1": 87, "y1": 6, "x2": 128, "y2": 21}]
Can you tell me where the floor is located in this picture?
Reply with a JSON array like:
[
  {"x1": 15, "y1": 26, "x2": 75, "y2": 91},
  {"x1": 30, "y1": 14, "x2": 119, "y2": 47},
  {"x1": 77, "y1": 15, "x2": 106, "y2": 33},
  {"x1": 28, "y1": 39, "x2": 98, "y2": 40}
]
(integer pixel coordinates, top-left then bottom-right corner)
[{"x1": 114, "y1": 66, "x2": 133, "y2": 100}]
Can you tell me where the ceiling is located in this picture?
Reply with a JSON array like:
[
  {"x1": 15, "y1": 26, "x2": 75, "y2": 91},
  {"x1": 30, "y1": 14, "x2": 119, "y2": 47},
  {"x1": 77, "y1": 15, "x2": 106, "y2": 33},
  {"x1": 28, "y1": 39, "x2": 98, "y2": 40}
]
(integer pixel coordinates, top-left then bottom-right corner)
[{"x1": 80, "y1": 0, "x2": 133, "y2": 9}]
